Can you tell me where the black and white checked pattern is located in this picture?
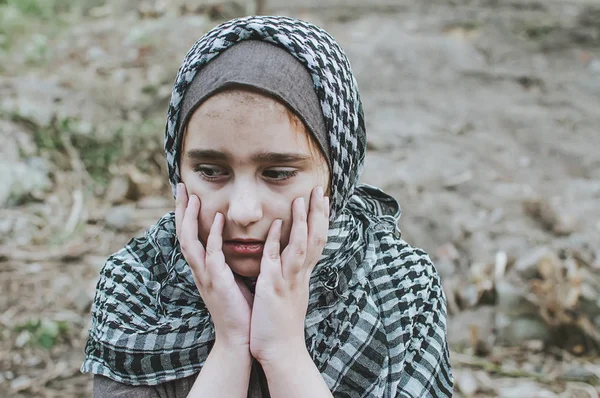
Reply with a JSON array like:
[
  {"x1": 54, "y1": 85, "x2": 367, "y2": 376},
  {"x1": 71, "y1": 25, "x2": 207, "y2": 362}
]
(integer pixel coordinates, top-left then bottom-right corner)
[
  {"x1": 82, "y1": 16, "x2": 453, "y2": 397},
  {"x1": 164, "y1": 15, "x2": 365, "y2": 220}
]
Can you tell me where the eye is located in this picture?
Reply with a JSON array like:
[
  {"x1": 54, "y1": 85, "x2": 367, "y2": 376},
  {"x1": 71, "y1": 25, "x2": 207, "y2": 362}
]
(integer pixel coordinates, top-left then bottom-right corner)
[
  {"x1": 194, "y1": 165, "x2": 228, "y2": 181},
  {"x1": 262, "y1": 169, "x2": 298, "y2": 181}
]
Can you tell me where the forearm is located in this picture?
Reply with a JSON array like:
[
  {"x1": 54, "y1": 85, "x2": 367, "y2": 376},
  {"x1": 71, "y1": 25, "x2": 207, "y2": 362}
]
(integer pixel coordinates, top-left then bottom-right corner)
[
  {"x1": 187, "y1": 342, "x2": 252, "y2": 398},
  {"x1": 261, "y1": 348, "x2": 333, "y2": 398}
]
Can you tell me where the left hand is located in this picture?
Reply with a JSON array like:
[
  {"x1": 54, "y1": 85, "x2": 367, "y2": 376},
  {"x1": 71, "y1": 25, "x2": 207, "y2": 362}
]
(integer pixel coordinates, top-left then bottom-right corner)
[{"x1": 249, "y1": 186, "x2": 330, "y2": 365}]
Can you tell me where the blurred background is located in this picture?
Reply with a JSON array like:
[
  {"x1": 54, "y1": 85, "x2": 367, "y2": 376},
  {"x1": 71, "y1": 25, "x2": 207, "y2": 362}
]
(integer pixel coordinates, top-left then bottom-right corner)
[{"x1": 1, "y1": 0, "x2": 599, "y2": 396}]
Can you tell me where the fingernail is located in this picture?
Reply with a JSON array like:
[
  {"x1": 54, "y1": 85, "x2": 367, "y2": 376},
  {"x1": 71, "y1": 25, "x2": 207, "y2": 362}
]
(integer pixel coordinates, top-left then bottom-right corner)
[
  {"x1": 325, "y1": 196, "x2": 330, "y2": 209},
  {"x1": 275, "y1": 219, "x2": 283, "y2": 231},
  {"x1": 297, "y1": 197, "x2": 305, "y2": 209}
]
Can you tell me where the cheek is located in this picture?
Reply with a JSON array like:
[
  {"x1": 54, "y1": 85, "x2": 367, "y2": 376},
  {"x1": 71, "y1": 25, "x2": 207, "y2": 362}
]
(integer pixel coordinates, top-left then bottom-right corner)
[
  {"x1": 197, "y1": 197, "x2": 223, "y2": 242},
  {"x1": 268, "y1": 191, "x2": 313, "y2": 247},
  {"x1": 181, "y1": 175, "x2": 222, "y2": 242}
]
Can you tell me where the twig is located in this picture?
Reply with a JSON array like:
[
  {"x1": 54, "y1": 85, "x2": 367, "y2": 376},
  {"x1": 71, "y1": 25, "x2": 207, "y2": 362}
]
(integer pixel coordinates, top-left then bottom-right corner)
[
  {"x1": 63, "y1": 189, "x2": 84, "y2": 238},
  {"x1": 563, "y1": 382, "x2": 599, "y2": 398},
  {"x1": 451, "y1": 351, "x2": 550, "y2": 382},
  {"x1": 0, "y1": 242, "x2": 91, "y2": 263}
]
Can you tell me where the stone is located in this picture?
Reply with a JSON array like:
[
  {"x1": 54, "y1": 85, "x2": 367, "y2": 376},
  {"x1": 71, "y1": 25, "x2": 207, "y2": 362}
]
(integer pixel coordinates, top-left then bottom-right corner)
[
  {"x1": 105, "y1": 175, "x2": 134, "y2": 204},
  {"x1": 10, "y1": 375, "x2": 33, "y2": 392},
  {"x1": 495, "y1": 313, "x2": 551, "y2": 345},
  {"x1": 561, "y1": 365, "x2": 599, "y2": 382},
  {"x1": 15, "y1": 331, "x2": 30, "y2": 348},
  {"x1": 497, "y1": 380, "x2": 556, "y2": 398},
  {"x1": 447, "y1": 306, "x2": 495, "y2": 349},
  {"x1": 514, "y1": 247, "x2": 557, "y2": 280},
  {"x1": 0, "y1": 158, "x2": 52, "y2": 207},
  {"x1": 105, "y1": 205, "x2": 135, "y2": 231},
  {"x1": 455, "y1": 369, "x2": 478, "y2": 397}
]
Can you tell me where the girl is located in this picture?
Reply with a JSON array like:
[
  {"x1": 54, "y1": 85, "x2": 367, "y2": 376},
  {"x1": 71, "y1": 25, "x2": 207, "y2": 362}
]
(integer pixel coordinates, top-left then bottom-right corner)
[{"x1": 82, "y1": 16, "x2": 453, "y2": 397}]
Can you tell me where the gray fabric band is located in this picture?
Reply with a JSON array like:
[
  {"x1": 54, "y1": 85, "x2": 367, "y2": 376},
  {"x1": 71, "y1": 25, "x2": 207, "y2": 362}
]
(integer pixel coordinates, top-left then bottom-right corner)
[{"x1": 178, "y1": 40, "x2": 330, "y2": 167}]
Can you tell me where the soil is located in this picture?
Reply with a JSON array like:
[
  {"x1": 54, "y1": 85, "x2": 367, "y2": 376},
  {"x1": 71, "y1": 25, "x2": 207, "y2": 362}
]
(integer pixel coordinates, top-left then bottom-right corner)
[{"x1": 1, "y1": 0, "x2": 599, "y2": 396}]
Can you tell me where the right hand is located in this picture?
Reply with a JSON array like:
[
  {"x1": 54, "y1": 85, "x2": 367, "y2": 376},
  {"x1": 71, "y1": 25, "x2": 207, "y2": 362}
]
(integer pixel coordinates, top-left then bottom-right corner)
[{"x1": 175, "y1": 183, "x2": 253, "y2": 350}]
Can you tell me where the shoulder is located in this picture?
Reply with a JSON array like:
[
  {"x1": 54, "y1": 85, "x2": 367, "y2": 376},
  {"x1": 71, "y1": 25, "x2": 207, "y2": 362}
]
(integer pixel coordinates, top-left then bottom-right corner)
[{"x1": 370, "y1": 236, "x2": 443, "y2": 303}]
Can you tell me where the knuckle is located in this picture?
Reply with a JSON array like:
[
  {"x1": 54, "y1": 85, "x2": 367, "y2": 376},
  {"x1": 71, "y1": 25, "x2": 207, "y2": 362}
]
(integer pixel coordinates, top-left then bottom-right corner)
[
  {"x1": 294, "y1": 245, "x2": 307, "y2": 258},
  {"x1": 315, "y1": 235, "x2": 327, "y2": 247},
  {"x1": 267, "y1": 250, "x2": 280, "y2": 262}
]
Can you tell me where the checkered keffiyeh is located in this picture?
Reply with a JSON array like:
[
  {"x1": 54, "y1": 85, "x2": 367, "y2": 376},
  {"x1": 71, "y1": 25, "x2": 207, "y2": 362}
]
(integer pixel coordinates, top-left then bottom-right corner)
[{"x1": 82, "y1": 16, "x2": 453, "y2": 397}]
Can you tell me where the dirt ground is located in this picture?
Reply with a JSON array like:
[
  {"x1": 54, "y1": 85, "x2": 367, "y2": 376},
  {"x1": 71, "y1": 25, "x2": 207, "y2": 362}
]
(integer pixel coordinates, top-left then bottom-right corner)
[{"x1": 1, "y1": 0, "x2": 599, "y2": 396}]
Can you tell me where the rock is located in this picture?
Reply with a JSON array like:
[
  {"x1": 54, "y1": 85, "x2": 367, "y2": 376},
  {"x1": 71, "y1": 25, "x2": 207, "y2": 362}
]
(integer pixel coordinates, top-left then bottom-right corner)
[
  {"x1": 105, "y1": 205, "x2": 135, "y2": 231},
  {"x1": 458, "y1": 283, "x2": 480, "y2": 308},
  {"x1": 137, "y1": 196, "x2": 172, "y2": 209},
  {"x1": 0, "y1": 158, "x2": 53, "y2": 207},
  {"x1": 514, "y1": 247, "x2": 558, "y2": 280},
  {"x1": 105, "y1": 175, "x2": 135, "y2": 204},
  {"x1": 497, "y1": 380, "x2": 556, "y2": 398},
  {"x1": 24, "y1": 356, "x2": 42, "y2": 368},
  {"x1": 10, "y1": 375, "x2": 33, "y2": 392},
  {"x1": 523, "y1": 197, "x2": 578, "y2": 236},
  {"x1": 15, "y1": 331, "x2": 30, "y2": 348},
  {"x1": 561, "y1": 365, "x2": 599, "y2": 382},
  {"x1": 455, "y1": 369, "x2": 479, "y2": 397},
  {"x1": 70, "y1": 279, "x2": 98, "y2": 313},
  {"x1": 495, "y1": 313, "x2": 551, "y2": 345},
  {"x1": 126, "y1": 166, "x2": 162, "y2": 199},
  {"x1": 447, "y1": 306, "x2": 495, "y2": 349}
]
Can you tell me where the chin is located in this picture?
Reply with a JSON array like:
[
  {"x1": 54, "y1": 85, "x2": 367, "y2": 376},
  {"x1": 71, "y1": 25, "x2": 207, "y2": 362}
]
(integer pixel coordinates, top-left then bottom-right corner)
[{"x1": 227, "y1": 257, "x2": 261, "y2": 278}]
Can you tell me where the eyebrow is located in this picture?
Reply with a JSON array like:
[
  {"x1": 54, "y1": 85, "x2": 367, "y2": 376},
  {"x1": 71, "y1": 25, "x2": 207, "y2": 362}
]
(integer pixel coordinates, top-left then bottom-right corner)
[{"x1": 185, "y1": 149, "x2": 310, "y2": 164}]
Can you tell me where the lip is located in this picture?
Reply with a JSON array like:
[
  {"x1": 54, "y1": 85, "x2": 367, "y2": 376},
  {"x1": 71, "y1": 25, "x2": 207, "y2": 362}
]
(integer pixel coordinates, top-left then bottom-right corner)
[{"x1": 224, "y1": 239, "x2": 264, "y2": 256}]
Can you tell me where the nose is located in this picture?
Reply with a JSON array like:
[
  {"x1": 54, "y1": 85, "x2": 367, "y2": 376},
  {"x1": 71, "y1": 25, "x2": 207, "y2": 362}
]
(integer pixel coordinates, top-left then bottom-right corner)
[{"x1": 226, "y1": 183, "x2": 263, "y2": 227}]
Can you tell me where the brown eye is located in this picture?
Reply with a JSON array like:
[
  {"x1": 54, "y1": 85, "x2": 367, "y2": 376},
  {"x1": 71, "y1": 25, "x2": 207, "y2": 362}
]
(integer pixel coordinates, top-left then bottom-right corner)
[
  {"x1": 194, "y1": 165, "x2": 228, "y2": 181},
  {"x1": 262, "y1": 169, "x2": 298, "y2": 181}
]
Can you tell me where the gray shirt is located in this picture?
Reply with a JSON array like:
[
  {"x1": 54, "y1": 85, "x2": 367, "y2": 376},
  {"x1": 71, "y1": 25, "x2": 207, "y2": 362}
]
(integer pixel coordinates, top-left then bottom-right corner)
[{"x1": 93, "y1": 362, "x2": 270, "y2": 398}]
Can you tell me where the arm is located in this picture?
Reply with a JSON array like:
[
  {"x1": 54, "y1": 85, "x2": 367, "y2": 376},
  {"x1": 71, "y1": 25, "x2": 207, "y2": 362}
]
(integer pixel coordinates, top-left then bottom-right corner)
[
  {"x1": 261, "y1": 348, "x2": 332, "y2": 398},
  {"x1": 176, "y1": 185, "x2": 255, "y2": 397},
  {"x1": 187, "y1": 341, "x2": 252, "y2": 398},
  {"x1": 250, "y1": 188, "x2": 333, "y2": 398}
]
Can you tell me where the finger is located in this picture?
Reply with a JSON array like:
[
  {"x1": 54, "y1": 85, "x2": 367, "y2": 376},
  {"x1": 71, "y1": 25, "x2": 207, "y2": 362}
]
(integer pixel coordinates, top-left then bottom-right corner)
[
  {"x1": 205, "y1": 212, "x2": 226, "y2": 276},
  {"x1": 175, "y1": 183, "x2": 188, "y2": 238},
  {"x1": 306, "y1": 187, "x2": 329, "y2": 270},
  {"x1": 282, "y1": 197, "x2": 308, "y2": 278},
  {"x1": 180, "y1": 195, "x2": 206, "y2": 281},
  {"x1": 261, "y1": 219, "x2": 283, "y2": 281}
]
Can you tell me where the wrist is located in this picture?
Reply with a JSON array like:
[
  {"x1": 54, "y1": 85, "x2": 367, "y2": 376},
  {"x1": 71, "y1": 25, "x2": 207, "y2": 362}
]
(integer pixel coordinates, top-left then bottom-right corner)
[
  {"x1": 257, "y1": 343, "x2": 311, "y2": 373},
  {"x1": 212, "y1": 339, "x2": 251, "y2": 361}
]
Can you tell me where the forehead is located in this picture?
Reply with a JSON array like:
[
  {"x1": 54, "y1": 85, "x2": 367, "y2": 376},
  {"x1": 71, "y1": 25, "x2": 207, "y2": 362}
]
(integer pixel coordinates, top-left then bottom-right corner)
[{"x1": 182, "y1": 89, "x2": 312, "y2": 156}]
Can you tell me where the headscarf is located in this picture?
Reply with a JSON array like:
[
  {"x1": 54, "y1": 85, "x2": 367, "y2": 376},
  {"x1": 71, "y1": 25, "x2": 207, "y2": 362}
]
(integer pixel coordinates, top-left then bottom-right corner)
[{"x1": 82, "y1": 16, "x2": 453, "y2": 397}]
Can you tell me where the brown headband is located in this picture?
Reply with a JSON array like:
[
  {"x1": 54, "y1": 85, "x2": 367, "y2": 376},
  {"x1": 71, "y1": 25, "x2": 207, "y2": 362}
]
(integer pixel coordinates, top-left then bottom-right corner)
[{"x1": 177, "y1": 40, "x2": 330, "y2": 167}]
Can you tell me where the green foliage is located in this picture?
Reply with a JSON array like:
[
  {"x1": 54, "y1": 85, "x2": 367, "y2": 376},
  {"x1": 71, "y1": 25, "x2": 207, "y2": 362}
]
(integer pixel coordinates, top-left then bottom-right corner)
[
  {"x1": 3, "y1": 0, "x2": 75, "y2": 19},
  {"x1": 523, "y1": 24, "x2": 558, "y2": 40},
  {"x1": 0, "y1": 0, "x2": 105, "y2": 55},
  {"x1": 14, "y1": 318, "x2": 71, "y2": 350}
]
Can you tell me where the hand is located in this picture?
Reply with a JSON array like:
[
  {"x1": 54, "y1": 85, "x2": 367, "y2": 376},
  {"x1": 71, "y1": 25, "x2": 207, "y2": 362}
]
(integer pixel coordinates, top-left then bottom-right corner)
[
  {"x1": 249, "y1": 186, "x2": 330, "y2": 365},
  {"x1": 175, "y1": 183, "x2": 254, "y2": 350}
]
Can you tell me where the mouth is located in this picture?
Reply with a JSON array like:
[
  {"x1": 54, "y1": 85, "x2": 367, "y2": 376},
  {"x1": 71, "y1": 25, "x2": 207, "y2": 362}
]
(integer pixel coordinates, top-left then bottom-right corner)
[{"x1": 223, "y1": 239, "x2": 265, "y2": 256}]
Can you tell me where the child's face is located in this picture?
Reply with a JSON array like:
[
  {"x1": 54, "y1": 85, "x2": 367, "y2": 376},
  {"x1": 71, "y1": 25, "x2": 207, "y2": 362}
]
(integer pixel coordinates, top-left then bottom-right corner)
[{"x1": 180, "y1": 89, "x2": 330, "y2": 278}]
